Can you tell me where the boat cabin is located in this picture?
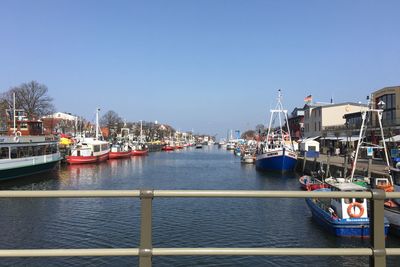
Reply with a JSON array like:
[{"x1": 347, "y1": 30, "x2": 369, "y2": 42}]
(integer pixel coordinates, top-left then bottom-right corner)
[
  {"x1": 70, "y1": 139, "x2": 110, "y2": 157},
  {"x1": 330, "y1": 183, "x2": 369, "y2": 220},
  {"x1": 111, "y1": 144, "x2": 123, "y2": 153},
  {"x1": 7, "y1": 118, "x2": 44, "y2": 136}
]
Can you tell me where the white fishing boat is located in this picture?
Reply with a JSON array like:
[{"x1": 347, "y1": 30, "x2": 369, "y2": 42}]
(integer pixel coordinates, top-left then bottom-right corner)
[
  {"x1": 325, "y1": 98, "x2": 393, "y2": 190},
  {"x1": 66, "y1": 108, "x2": 110, "y2": 164},
  {"x1": 241, "y1": 150, "x2": 255, "y2": 164},
  {"x1": 306, "y1": 183, "x2": 390, "y2": 237}
]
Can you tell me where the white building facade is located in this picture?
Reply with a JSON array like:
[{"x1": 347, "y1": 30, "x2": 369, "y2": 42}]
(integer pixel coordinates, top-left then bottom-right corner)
[{"x1": 303, "y1": 102, "x2": 367, "y2": 138}]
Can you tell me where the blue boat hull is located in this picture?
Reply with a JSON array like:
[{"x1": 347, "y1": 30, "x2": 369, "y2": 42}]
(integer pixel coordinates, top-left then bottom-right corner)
[
  {"x1": 305, "y1": 198, "x2": 389, "y2": 237},
  {"x1": 255, "y1": 151, "x2": 297, "y2": 172}
]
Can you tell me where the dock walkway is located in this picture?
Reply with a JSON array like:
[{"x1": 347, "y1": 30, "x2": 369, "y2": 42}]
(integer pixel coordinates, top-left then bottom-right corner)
[{"x1": 298, "y1": 153, "x2": 389, "y2": 178}]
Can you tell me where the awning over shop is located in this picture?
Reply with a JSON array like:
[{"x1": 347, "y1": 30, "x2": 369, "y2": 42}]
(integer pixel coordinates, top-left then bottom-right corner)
[
  {"x1": 382, "y1": 135, "x2": 400, "y2": 142},
  {"x1": 321, "y1": 136, "x2": 341, "y2": 140},
  {"x1": 339, "y1": 136, "x2": 362, "y2": 142},
  {"x1": 298, "y1": 136, "x2": 320, "y2": 142}
]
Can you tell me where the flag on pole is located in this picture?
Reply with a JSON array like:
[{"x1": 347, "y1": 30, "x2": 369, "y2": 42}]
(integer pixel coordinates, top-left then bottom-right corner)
[{"x1": 304, "y1": 94, "x2": 312, "y2": 103}]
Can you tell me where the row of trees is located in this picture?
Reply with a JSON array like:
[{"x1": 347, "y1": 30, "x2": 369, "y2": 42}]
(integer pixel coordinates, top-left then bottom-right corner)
[
  {"x1": 100, "y1": 109, "x2": 177, "y2": 140},
  {"x1": 0, "y1": 81, "x2": 181, "y2": 140}
]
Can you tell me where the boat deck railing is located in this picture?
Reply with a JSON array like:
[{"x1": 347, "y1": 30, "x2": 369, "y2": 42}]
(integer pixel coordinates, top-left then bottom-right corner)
[{"x1": 0, "y1": 189, "x2": 400, "y2": 267}]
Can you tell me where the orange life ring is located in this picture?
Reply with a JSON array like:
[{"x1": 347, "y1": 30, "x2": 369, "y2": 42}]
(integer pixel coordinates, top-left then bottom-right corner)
[{"x1": 347, "y1": 202, "x2": 364, "y2": 218}]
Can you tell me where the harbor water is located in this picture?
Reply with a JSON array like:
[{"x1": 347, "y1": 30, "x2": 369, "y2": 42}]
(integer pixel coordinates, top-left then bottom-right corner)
[{"x1": 0, "y1": 146, "x2": 399, "y2": 266}]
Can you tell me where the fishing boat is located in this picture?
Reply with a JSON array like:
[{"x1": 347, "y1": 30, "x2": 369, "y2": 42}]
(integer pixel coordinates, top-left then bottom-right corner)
[
  {"x1": 299, "y1": 175, "x2": 329, "y2": 191},
  {"x1": 241, "y1": 150, "x2": 255, "y2": 164},
  {"x1": 383, "y1": 167, "x2": 400, "y2": 236},
  {"x1": 132, "y1": 143, "x2": 149, "y2": 156},
  {"x1": 326, "y1": 97, "x2": 393, "y2": 191},
  {"x1": 218, "y1": 139, "x2": 227, "y2": 149},
  {"x1": 195, "y1": 143, "x2": 203, "y2": 149},
  {"x1": 66, "y1": 108, "x2": 110, "y2": 164},
  {"x1": 234, "y1": 145, "x2": 241, "y2": 156},
  {"x1": 131, "y1": 121, "x2": 149, "y2": 156},
  {"x1": 175, "y1": 142, "x2": 184, "y2": 149},
  {"x1": 255, "y1": 90, "x2": 297, "y2": 172},
  {"x1": 109, "y1": 143, "x2": 131, "y2": 159},
  {"x1": 305, "y1": 183, "x2": 390, "y2": 237},
  {"x1": 162, "y1": 141, "x2": 175, "y2": 151}
]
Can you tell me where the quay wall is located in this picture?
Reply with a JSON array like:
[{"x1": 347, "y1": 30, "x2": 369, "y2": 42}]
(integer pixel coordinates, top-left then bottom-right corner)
[
  {"x1": 296, "y1": 156, "x2": 389, "y2": 178},
  {"x1": 147, "y1": 144, "x2": 163, "y2": 152}
]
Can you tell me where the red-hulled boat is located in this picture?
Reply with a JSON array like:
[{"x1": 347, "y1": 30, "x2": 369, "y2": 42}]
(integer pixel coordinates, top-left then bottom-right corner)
[
  {"x1": 66, "y1": 108, "x2": 110, "y2": 164},
  {"x1": 299, "y1": 175, "x2": 329, "y2": 191},
  {"x1": 175, "y1": 142, "x2": 184, "y2": 149},
  {"x1": 162, "y1": 145, "x2": 175, "y2": 151},
  {"x1": 66, "y1": 138, "x2": 110, "y2": 164},
  {"x1": 109, "y1": 144, "x2": 131, "y2": 159},
  {"x1": 132, "y1": 149, "x2": 148, "y2": 156}
]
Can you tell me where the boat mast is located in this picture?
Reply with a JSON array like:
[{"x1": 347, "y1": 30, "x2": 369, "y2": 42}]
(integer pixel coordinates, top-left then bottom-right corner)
[
  {"x1": 13, "y1": 92, "x2": 16, "y2": 136},
  {"x1": 277, "y1": 90, "x2": 284, "y2": 145},
  {"x1": 95, "y1": 108, "x2": 100, "y2": 140},
  {"x1": 140, "y1": 120, "x2": 143, "y2": 143}
]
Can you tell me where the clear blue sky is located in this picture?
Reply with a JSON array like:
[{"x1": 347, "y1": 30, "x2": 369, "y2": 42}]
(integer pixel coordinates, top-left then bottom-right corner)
[{"x1": 1, "y1": 1, "x2": 399, "y2": 138}]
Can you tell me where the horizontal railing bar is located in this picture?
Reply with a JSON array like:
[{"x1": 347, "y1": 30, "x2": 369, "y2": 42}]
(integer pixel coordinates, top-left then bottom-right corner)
[
  {"x1": 386, "y1": 248, "x2": 400, "y2": 256},
  {"x1": 0, "y1": 190, "x2": 141, "y2": 198},
  {"x1": 154, "y1": 190, "x2": 372, "y2": 198},
  {"x1": 0, "y1": 248, "x2": 378, "y2": 257},
  {"x1": 0, "y1": 190, "x2": 373, "y2": 198},
  {"x1": 153, "y1": 248, "x2": 373, "y2": 256},
  {"x1": 0, "y1": 248, "x2": 139, "y2": 257},
  {"x1": 386, "y1": 192, "x2": 400, "y2": 198}
]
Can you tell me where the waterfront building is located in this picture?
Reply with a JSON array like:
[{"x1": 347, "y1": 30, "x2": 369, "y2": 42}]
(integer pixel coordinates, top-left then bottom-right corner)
[
  {"x1": 371, "y1": 86, "x2": 400, "y2": 127},
  {"x1": 303, "y1": 102, "x2": 367, "y2": 154},
  {"x1": 42, "y1": 112, "x2": 78, "y2": 135},
  {"x1": 288, "y1": 107, "x2": 304, "y2": 141}
]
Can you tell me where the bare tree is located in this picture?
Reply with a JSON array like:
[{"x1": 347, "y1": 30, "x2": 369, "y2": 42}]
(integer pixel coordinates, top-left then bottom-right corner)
[
  {"x1": 100, "y1": 110, "x2": 122, "y2": 134},
  {"x1": 241, "y1": 130, "x2": 256, "y2": 139},
  {"x1": 2, "y1": 81, "x2": 55, "y2": 119}
]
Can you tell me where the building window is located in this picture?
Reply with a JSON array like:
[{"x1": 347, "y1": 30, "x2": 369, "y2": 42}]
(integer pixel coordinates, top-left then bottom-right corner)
[
  {"x1": 319, "y1": 122, "x2": 321, "y2": 131},
  {"x1": 314, "y1": 122, "x2": 317, "y2": 131},
  {"x1": 377, "y1": 93, "x2": 396, "y2": 124}
]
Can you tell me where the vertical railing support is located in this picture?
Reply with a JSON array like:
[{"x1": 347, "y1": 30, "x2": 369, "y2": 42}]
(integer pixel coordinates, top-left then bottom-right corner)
[
  {"x1": 139, "y1": 189, "x2": 154, "y2": 267},
  {"x1": 370, "y1": 189, "x2": 386, "y2": 267}
]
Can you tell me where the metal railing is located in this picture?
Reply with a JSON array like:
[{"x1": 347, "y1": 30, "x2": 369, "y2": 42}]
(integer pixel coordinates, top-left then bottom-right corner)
[{"x1": 0, "y1": 190, "x2": 400, "y2": 266}]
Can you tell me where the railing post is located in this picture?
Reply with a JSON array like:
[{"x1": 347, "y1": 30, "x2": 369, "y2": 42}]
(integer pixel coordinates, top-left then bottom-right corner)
[
  {"x1": 139, "y1": 189, "x2": 154, "y2": 267},
  {"x1": 370, "y1": 189, "x2": 386, "y2": 267}
]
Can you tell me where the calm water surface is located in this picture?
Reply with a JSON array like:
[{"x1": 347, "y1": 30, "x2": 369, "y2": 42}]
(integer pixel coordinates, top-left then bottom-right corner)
[{"x1": 0, "y1": 146, "x2": 399, "y2": 266}]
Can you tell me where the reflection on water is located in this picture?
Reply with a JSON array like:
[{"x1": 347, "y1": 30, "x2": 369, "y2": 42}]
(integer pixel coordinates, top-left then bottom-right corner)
[{"x1": 0, "y1": 147, "x2": 399, "y2": 266}]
